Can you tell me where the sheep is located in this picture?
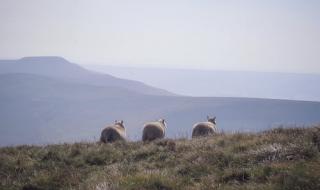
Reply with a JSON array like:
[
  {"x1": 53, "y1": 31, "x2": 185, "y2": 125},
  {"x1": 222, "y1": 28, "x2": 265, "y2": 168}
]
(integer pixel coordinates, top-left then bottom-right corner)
[
  {"x1": 100, "y1": 120, "x2": 126, "y2": 143},
  {"x1": 192, "y1": 116, "x2": 218, "y2": 138},
  {"x1": 142, "y1": 119, "x2": 167, "y2": 142}
]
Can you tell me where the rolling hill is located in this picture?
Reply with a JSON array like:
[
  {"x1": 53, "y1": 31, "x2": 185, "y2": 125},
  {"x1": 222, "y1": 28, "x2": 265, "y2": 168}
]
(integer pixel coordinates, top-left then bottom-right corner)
[{"x1": 0, "y1": 57, "x2": 320, "y2": 146}]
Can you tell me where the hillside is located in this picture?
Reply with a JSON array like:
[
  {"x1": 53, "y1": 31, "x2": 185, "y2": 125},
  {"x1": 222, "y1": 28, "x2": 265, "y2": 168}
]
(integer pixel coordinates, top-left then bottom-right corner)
[
  {"x1": 1, "y1": 126, "x2": 320, "y2": 190},
  {"x1": 1, "y1": 57, "x2": 320, "y2": 146},
  {"x1": 1, "y1": 73, "x2": 320, "y2": 145},
  {"x1": 83, "y1": 65, "x2": 320, "y2": 102},
  {"x1": 1, "y1": 73, "x2": 320, "y2": 146},
  {"x1": 0, "y1": 57, "x2": 173, "y2": 96}
]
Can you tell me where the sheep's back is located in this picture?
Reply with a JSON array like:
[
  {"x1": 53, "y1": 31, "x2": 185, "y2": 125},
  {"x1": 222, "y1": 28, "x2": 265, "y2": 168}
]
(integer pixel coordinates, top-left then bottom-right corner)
[
  {"x1": 100, "y1": 126, "x2": 126, "y2": 143},
  {"x1": 192, "y1": 122, "x2": 216, "y2": 138},
  {"x1": 142, "y1": 123, "x2": 165, "y2": 141}
]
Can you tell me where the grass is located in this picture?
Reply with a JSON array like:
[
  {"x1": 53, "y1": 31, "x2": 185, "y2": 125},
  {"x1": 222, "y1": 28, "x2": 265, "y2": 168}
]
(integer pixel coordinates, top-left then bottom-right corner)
[{"x1": 1, "y1": 126, "x2": 320, "y2": 190}]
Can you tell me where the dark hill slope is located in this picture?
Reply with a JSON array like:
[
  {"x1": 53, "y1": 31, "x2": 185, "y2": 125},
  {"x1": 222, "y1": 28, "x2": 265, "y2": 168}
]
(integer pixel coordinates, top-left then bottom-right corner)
[{"x1": 0, "y1": 73, "x2": 320, "y2": 145}]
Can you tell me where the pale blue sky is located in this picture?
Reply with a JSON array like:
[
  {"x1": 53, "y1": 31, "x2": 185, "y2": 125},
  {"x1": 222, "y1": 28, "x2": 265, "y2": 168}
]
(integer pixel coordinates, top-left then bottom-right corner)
[{"x1": 1, "y1": 0, "x2": 319, "y2": 73}]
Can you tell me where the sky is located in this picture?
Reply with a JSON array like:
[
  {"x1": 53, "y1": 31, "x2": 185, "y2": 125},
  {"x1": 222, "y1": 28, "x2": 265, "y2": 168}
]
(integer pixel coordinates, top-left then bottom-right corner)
[{"x1": 0, "y1": 0, "x2": 320, "y2": 73}]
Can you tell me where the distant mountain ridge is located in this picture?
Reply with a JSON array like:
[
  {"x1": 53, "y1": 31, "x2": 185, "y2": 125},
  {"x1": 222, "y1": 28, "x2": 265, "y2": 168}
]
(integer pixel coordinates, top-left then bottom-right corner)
[
  {"x1": 83, "y1": 65, "x2": 320, "y2": 102},
  {"x1": 0, "y1": 56, "x2": 174, "y2": 96}
]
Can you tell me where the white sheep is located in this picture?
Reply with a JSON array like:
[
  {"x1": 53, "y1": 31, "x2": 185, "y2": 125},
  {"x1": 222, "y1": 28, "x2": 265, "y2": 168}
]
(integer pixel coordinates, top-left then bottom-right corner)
[
  {"x1": 100, "y1": 120, "x2": 126, "y2": 143},
  {"x1": 192, "y1": 116, "x2": 217, "y2": 138},
  {"x1": 142, "y1": 119, "x2": 167, "y2": 141}
]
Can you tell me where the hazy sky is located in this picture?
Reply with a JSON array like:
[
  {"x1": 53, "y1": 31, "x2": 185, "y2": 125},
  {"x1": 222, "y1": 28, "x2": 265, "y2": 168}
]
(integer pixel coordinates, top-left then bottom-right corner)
[{"x1": 1, "y1": 0, "x2": 320, "y2": 73}]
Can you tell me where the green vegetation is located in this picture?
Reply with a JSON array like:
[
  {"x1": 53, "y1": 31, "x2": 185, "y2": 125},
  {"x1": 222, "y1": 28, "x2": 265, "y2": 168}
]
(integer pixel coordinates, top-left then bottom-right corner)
[{"x1": 1, "y1": 126, "x2": 320, "y2": 190}]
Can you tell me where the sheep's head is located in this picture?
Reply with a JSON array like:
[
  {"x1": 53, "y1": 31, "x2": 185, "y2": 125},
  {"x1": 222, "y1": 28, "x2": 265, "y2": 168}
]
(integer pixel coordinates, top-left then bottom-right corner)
[
  {"x1": 115, "y1": 120, "x2": 125, "y2": 129},
  {"x1": 158, "y1": 119, "x2": 167, "y2": 128},
  {"x1": 207, "y1": 116, "x2": 216, "y2": 125}
]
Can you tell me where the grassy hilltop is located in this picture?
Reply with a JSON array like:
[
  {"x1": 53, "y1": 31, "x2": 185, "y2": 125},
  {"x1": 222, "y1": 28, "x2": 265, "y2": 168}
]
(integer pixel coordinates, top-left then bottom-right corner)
[{"x1": 1, "y1": 126, "x2": 320, "y2": 190}]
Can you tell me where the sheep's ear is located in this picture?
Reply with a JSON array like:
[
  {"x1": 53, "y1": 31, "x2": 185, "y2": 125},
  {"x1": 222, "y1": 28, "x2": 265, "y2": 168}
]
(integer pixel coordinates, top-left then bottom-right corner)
[
  {"x1": 159, "y1": 119, "x2": 165, "y2": 125},
  {"x1": 162, "y1": 119, "x2": 167, "y2": 127},
  {"x1": 120, "y1": 120, "x2": 124, "y2": 125}
]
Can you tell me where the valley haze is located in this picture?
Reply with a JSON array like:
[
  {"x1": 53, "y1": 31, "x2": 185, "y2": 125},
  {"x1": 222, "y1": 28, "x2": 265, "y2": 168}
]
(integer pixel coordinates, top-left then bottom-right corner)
[{"x1": 84, "y1": 64, "x2": 320, "y2": 102}]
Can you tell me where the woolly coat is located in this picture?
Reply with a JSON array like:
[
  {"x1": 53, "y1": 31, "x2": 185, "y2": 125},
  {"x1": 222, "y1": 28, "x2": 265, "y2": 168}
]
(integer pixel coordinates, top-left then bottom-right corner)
[
  {"x1": 100, "y1": 124, "x2": 126, "y2": 143},
  {"x1": 142, "y1": 121, "x2": 166, "y2": 141},
  {"x1": 192, "y1": 121, "x2": 217, "y2": 138}
]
